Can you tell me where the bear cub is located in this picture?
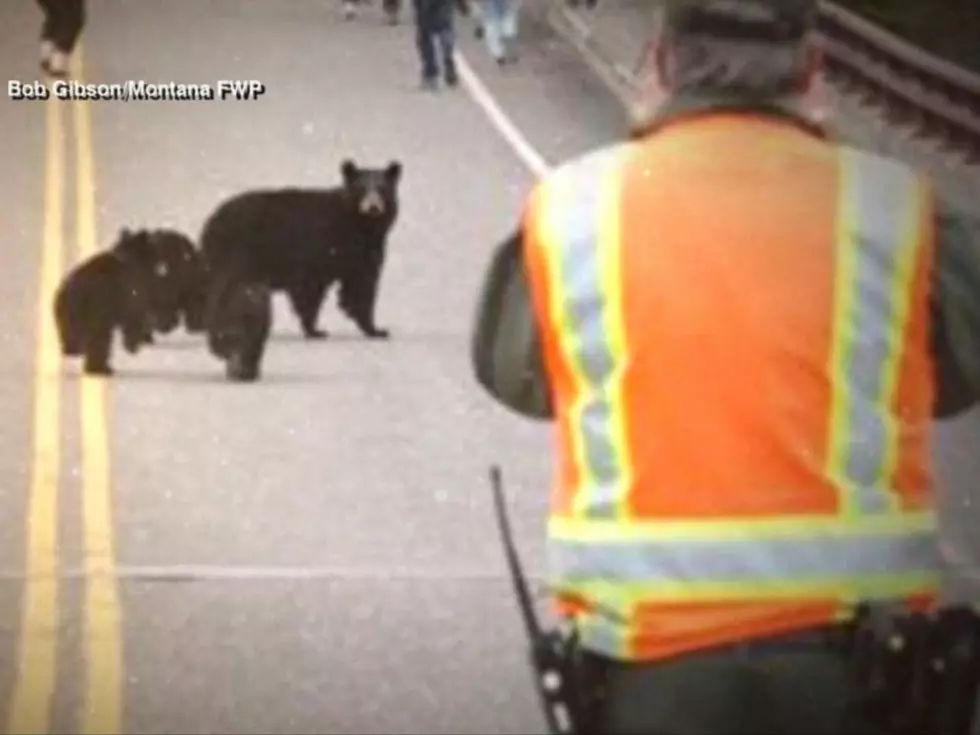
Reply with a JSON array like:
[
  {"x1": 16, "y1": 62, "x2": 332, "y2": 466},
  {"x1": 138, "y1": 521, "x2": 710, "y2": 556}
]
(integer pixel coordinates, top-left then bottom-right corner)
[
  {"x1": 204, "y1": 262, "x2": 272, "y2": 382},
  {"x1": 198, "y1": 158, "x2": 402, "y2": 340},
  {"x1": 53, "y1": 229, "x2": 161, "y2": 375}
]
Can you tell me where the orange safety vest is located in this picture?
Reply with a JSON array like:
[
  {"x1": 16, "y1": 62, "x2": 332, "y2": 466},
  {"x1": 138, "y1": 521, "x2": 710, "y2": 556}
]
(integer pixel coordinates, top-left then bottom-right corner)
[{"x1": 521, "y1": 112, "x2": 942, "y2": 662}]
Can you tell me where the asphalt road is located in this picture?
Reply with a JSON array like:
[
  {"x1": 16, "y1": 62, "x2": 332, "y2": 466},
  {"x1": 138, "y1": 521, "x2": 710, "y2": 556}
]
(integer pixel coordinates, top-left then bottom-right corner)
[{"x1": 0, "y1": 1, "x2": 977, "y2": 734}]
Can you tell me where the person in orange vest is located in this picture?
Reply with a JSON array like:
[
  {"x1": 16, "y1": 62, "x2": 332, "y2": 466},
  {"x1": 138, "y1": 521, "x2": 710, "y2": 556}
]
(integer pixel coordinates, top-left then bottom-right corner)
[{"x1": 470, "y1": 0, "x2": 980, "y2": 731}]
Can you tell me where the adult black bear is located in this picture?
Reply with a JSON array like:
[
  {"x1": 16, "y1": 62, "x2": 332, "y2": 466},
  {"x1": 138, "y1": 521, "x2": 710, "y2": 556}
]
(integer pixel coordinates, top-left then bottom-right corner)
[
  {"x1": 115, "y1": 228, "x2": 204, "y2": 336},
  {"x1": 198, "y1": 159, "x2": 401, "y2": 340},
  {"x1": 204, "y1": 261, "x2": 272, "y2": 382},
  {"x1": 53, "y1": 229, "x2": 159, "y2": 375}
]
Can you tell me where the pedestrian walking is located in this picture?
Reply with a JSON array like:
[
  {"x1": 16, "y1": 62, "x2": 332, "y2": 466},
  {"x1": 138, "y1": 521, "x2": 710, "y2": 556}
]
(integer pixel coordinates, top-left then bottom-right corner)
[
  {"x1": 478, "y1": 0, "x2": 519, "y2": 65},
  {"x1": 412, "y1": 0, "x2": 458, "y2": 90},
  {"x1": 36, "y1": 0, "x2": 85, "y2": 77}
]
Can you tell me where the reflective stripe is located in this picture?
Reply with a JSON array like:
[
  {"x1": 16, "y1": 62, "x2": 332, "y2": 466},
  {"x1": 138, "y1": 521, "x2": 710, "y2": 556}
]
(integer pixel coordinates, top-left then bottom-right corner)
[
  {"x1": 549, "y1": 511, "x2": 936, "y2": 541},
  {"x1": 539, "y1": 147, "x2": 630, "y2": 520},
  {"x1": 553, "y1": 569, "x2": 939, "y2": 605},
  {"x1": 828, "y1": 150, "x2": 924, "y2": 517},
  {"x1": 574, "y1": 616, "x2": 627, "y2": 659},
  {"x1": 549, "y1": 523, "x2": 941, "y2": 585}
]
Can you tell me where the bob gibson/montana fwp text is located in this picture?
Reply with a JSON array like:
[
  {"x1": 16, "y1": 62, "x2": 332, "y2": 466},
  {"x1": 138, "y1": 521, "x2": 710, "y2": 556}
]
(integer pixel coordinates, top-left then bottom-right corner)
[{"x1": 7, "y1": 79, "x2": 266, "y2": 101}]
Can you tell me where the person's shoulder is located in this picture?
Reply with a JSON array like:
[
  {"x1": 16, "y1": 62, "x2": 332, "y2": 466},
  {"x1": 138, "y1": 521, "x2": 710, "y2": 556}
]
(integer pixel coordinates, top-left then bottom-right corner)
[{"x1": 534, "y1": 140, "x2": 635, "y2": 197}]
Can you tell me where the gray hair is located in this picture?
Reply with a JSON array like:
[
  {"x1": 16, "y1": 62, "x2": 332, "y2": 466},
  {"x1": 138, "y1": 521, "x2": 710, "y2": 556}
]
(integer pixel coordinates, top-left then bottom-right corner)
[{"x1": 660, "y1": 8, "x2": 812, "y2": 99}]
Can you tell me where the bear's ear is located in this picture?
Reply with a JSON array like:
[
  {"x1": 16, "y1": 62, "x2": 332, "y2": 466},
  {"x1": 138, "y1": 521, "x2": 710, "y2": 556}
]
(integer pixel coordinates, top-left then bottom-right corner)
[
  {"x1": 340, "y1": 159, "x2": 358, "y2": 186},
  {"x1": 112, "y1": 241, "x2": 134, "y2": 262},
  {"x1": 385, "y1": 160, "x2": 402, "y2": 185},
  {"x1": 119, "y1": 227, "x2": 133, "y2": 240}
]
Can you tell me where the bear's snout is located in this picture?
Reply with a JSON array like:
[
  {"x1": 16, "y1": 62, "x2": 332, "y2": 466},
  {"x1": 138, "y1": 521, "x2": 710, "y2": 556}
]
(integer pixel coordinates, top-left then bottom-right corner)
[{"x1": 358, "y1": 190, "x2": 386, "y2": 216}]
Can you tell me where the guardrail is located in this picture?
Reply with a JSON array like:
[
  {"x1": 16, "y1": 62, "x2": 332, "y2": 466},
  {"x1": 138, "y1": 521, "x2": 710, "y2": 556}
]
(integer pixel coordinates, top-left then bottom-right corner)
[
  {"x1": 551, "y1": 0, "x2": 980, "y2": 165},
  {"x1": 816, "y1": 2, "x2": 980, "y2": 163}
]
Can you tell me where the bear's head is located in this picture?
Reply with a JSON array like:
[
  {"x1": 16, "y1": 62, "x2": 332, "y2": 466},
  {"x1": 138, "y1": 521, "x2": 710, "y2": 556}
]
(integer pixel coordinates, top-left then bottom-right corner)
[
  {"x1": 111, "y1": 237, "x2": 157, "y2": 347},
  {"x1": 146, "y1": 229, "x2": 202, "y2": 333},
  {"x1": 340, "y1": 159, "x2": 402, "y2": 222},
  {"x1": 113, "y1": 227, "x2": 180, "y2": 334}
]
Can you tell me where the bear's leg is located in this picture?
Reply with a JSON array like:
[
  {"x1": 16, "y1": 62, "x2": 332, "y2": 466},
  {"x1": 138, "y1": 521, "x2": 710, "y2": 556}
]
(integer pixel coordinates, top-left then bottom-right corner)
[
  {"x1": 83, "y1": 327, "x2": 113, "y2": 376},
  {"x1": 339, "y1": 261, "x2": 389, "y2": 339},
  {"x1": 287, "y1": 277, "x2": 329, "y2": 339},
  {"x1": 226, "y1": 351, "x2": 259, "y2": 382},
  {"x1": 181, "y1": 278, "x2": 208, "y2": 333},
  {"x1": 55, "y1": 313, "x2": 84, "y2": 356},
  {"x1": 227, "y1": 329, "x2": 268, "y2": 382},
  {"x1": 121, "y1": 315, "x2": 152, "y2": 353},
  {"x1": 59, "y1": 332, "x2": 83, "y2": 356}
]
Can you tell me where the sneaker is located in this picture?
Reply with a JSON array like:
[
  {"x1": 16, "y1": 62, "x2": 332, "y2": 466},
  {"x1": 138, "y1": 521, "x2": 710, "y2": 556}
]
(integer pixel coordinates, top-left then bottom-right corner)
[
  {"x1": 445, "y1": 69, "x2": 458, "y2": 87},
  {"x1": 45, "y1": 50, "x2": 68, "y2": 78},
  {"x1": 420, "y1": 76, "x2": 438, "y2": 91},
  {"x1": 343, "y1": 1, "x2": 356, "y2": 19}
]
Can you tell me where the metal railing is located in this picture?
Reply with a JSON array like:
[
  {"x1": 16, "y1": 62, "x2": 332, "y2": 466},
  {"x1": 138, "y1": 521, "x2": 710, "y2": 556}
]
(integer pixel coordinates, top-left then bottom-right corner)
[
  {"x1": 816, "y1": 2, "x2": 980, "y2": 162},
  {"x1": 550, "y1": 0, "x2": 980, "y2": 164}
]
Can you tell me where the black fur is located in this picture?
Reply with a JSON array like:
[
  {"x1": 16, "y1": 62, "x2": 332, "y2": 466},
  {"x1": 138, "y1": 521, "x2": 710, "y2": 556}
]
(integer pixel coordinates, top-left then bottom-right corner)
[
  {"x1": 149, "y1": 229, "x2": 205, "y2": 334},
  {"x1": 198, "y1": 159, "x2": 401, "y2": 340},
  {"x1": 205, "y1": 261, "x2": 272, "y2": 382},
  {"x1": 53, "y1": 230, "x2": 158, "y2": 376},
  {"x1": 115, "y1": 228, "x2": 204, "y2": 336}
]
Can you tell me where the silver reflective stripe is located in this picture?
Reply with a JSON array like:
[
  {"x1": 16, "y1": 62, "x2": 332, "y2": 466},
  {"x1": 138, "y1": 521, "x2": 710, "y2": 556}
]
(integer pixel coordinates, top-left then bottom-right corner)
[
  {"x1": 547, "y1": 148, "x2": 627, "y2": 520},
  {"x1": 834, "y1": 150, "x2": 922, "y2": 514},
  {"x1": 574, "y1": 614, "x2": 628, "y2": 660},
  {"x1": 550, "y1": 526, "x2": 941, "y2": 583}
]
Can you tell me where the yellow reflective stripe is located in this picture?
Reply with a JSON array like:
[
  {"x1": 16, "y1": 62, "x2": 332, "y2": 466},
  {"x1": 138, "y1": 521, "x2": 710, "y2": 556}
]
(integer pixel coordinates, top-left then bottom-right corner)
[
  {"x1": 827, "y1": 149, "x2": 924, "y2": 519},
  {"x1": 534, "y1": 172, "x2": 588, "y2": 498},
  {"x1": 535, "y1": 147, "x2": 632, "y2": 521},
  {"x1": 550, "y1": 511, "x2": 936, "y2": 542},
  {"x1": 553, "y1": 571, "x2": 938, "y2": 606}
]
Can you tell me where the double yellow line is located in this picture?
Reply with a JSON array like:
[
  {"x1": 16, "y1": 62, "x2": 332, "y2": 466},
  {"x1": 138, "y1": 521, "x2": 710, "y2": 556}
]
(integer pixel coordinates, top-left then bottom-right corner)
[{"x1": 6, "y1": 46, "x2": 124, "y2": 735}]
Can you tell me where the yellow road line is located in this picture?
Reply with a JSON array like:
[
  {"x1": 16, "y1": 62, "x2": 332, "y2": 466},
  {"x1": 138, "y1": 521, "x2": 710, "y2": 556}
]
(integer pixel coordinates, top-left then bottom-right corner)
[
  {"x1": 6, "y1": 94, "x2": 65, "y2": 735},
  {"x1": 73, "y1": 45, "x2": 124, "y2": 735}
]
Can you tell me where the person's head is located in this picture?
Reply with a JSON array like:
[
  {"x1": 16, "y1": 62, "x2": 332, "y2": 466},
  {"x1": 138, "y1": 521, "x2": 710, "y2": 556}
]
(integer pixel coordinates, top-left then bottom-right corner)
[{"x1": 647, "y1": 0, "x2": 822, "y2": 104}]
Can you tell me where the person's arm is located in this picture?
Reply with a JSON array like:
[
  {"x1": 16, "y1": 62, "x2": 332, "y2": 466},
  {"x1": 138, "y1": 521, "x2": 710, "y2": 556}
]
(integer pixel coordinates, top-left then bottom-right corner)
[
  {"x1": 931, "y1": 201, "x2": 980, "y2": 418},
  {"x1": 470, "y1": 227, "x2": 553, "y2": 420}
]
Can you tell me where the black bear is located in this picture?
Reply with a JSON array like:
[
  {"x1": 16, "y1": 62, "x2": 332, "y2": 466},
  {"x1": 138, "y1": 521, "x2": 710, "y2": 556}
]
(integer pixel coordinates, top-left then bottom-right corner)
[
  {"x1": 204, "y1": 261, "x2": 272, "y2": 382},
  {"x1": 115, "y1": 228, "x2": 205, "y2": 336},
  {"x1": 53, "y1": 229, "x2": 160, "y2": 375},
  {"x1": 198, "y1": 158, "x2": 402, "y2": 340}
]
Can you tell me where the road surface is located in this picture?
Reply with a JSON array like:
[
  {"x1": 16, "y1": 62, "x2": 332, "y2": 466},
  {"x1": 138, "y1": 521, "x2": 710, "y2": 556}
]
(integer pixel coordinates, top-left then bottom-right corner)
[{"x1": 0, "y1": 1, "x2": 976, "y2": 734}]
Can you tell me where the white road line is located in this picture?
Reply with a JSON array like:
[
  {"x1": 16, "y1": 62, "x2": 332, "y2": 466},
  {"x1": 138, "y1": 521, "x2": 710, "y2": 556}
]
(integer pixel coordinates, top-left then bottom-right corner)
[{"x1": 455, "y1": 50, "x2": 551, "y2": 176}]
